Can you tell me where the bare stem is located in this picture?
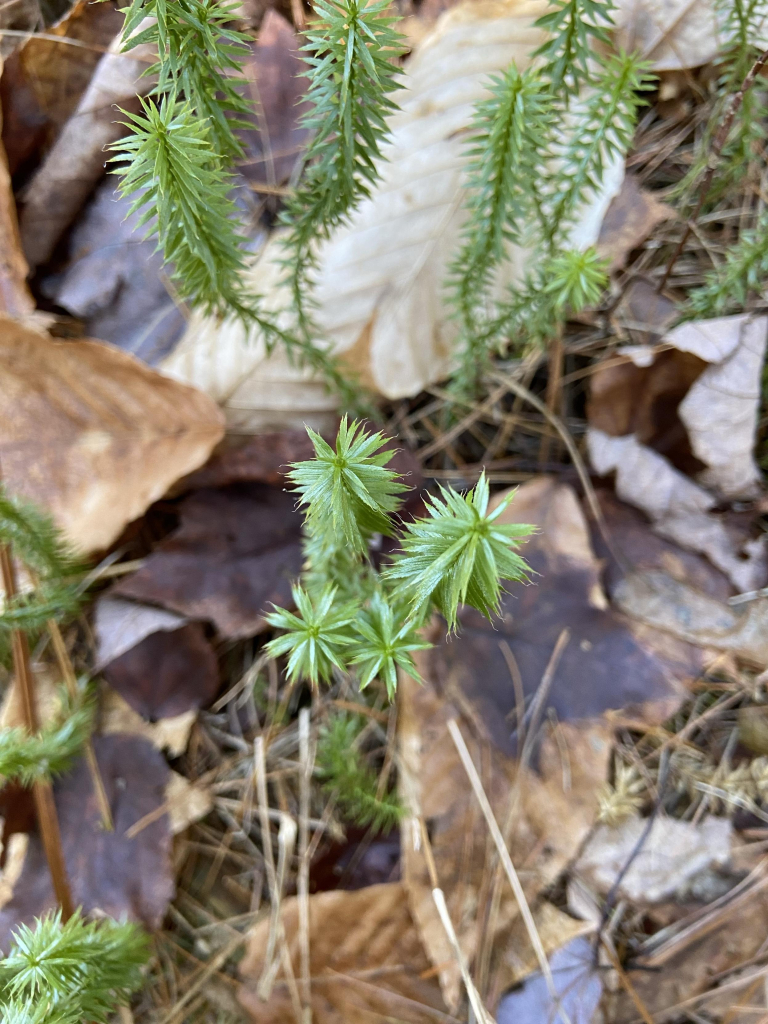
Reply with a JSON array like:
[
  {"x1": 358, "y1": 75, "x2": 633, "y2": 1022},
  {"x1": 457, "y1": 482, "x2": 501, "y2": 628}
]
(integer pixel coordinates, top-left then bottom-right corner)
[
  {"x1": 0, "y1": 545, "x2": 74, "y2": 918},
  {"x1": 47, "y1": 618, "x2": 113, "y2": 831},
  {"x1": 659, "y1": 47, "x2": 768, "y2": 292}
]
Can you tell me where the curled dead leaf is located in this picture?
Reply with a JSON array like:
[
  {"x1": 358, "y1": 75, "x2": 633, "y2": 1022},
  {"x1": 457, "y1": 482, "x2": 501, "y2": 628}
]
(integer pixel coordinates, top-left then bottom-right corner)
[
  {"x1": 0, "y1": 316, "x2": 225, "y2": 554},
  {"x1": 161, "y1": 0, "x2": 625, "y2": 419},
  {"x1": 238, "y1": 883, "x2": 447, "y2": 1024}
]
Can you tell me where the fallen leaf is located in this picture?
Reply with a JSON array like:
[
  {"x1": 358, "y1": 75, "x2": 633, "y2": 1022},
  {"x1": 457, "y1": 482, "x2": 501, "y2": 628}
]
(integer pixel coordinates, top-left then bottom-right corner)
[
  {"x1": 94, "y1": 597, "x2": 190, "y2": 669},
  {"x1": 589, "y1": 431, "x2": 767, "y2": 592},
  {"x1": 492, "y1": 901, "x2": 594, "y2": 1000},
  {"x1": 0, "y1": 734, "x2": 174, "y2": 949},
  {"x1": 309, "y1": 825, "x2": 401, "y2": 891},
  {"x1": 591, "y1": 488, "x2": 734, "y2": 604},
  {"x1": 587, "y1": 314, "x2": 768, "y2": 591},
  {"x1": 496, "y1": 936, "x2": 603, "y2": 1024},
  {"x1": 42, "y1": 180, "x2": 186, "y2": 366},
  {"x1": 613, "y1": 0, "x2": 731, "y2": 70},
  {"x1": 0, "y1": 143, "x2": 33, "y2": 317},
  {"x1": 677, "y1": 316, "x2": 767, "y2": 498},
  {"x1": 0, "y1": 316, "x2": 225, "y2": 554},
  {"x1": 0, "y1": 0, "x2": 124, "y2": 176},
  {"x1": 98, "y1": 611, "x2": 219, "y2": 720},
  {"x1": 112, "y1": 483, "x2": 303, "y2": 639},
  {"x1": 399, "y1": 476, "x2": 699, "y2": 1008},
  {"x1": 613, "y1": 570, "x2": 768, "y2": 668},
  {"x1": 18, "y1": 31, "x2": 155, "y2": 268},
  {"x1": 587, "y1": 347, "x2": 707, "y2": 471},
  {"x1": 177, "y1": 429, "x2": 316, "y2": 491},
  {"x1": 437, "y1": 477, "x2": 696, "y2": 754},
  {"x1": 101, "y1": 688, "x2": 197, "y2": 758},
  {"x1": 611, "y1": 275, "x2": 679, "y2": 343},
  {"x1": 161, "y1": 0, "x2": 625, "y2": 415},
  {"x1": 574, "y1": 816, "x2": 732, "y2": 904},
  {"x1": 604, "y1": 879, "x2": 768, "y2": 1022},
  {"x1": 238, "y1": 883, "x2": 448, "y2": 1024},
  {"x1": 162, "y1": 302, "x2": 340, "y2": 432},
  {"x1": 597, "y1": 173, "x2": 675, "y2": 272},
  {"x1": 165, "y1": 771, "x2": 213, "y2": 835},
  {"x1": 236, "y1": 10, "x2": 310, "y2": 187}
]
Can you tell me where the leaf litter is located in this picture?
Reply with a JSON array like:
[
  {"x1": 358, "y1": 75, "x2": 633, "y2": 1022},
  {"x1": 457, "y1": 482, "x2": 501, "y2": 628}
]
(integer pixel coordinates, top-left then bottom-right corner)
[{"x1": 2, "y1": 2, "x2": 768, "y2": 1024}]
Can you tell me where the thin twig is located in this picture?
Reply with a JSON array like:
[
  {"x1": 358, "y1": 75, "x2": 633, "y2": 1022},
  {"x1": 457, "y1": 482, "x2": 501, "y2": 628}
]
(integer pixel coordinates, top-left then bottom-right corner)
[
  {"x1": 594, "y1": 749, "x2": 671, "y2": 961},
  {"x1": 46, "y1": 619, "x2": 113, "y2": 831},
  {"x1": 254, "y1": 735, "x2": 281, "y2": 999},
  {"x1": 418, "y1": 819, "x2": 496, "y2": 1024},
  {"x1": 490, "y1": 369, "x2": 625, "y2": 571},
  {"x1": 446, "y1": 719, "x2": 570, "y2": 1024},
  {"x1": 0, "y1": 544, "x2": 73, "y2": 918},
  {"x1": 298, "y1": 708, "x2": 314, "y2": 1024},
  {"x1": 659, "y1": 47, "x2": 768, "y2": 291}
]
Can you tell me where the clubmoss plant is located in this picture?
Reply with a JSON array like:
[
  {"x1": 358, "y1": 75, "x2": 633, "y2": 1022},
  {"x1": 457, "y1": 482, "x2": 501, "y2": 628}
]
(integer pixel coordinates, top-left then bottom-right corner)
[
  {"x1": 106, "y1": 0, "x2": 658, "y2": 401},
  {"x1": 0, "y1": 490, "x2": 148, "y2": 1022},
  {"x1": 265, "y1": 418, "x2": 533, "y2": 824},
  {"x1": 0, "y1": 911, "x2": 148, "y2": 1024}
]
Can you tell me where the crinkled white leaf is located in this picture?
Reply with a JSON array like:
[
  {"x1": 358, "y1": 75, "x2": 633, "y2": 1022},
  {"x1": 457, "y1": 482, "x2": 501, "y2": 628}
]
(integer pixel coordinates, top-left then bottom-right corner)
[{"x1": 161, "y1": 0, "x2": 626, "y2": 420}]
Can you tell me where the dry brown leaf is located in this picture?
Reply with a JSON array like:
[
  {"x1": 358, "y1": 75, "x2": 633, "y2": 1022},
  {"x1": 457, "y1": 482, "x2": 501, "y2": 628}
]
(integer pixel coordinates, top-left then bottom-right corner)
[
  {"x1": 95, "y1": 597, "x2": 219, "y2": 719},
  {"x1": 19, "y1": 30, "x2": 155, "y2": 268},
  {"x1": 398, "y1": 667, "x2": 611, "y2": 1011},
  {"x1": 588, "y1": 314, "x2": 768, "y2": 591},
  {"x1": 613, "y1": 570, "x2": 768, "y2": 668},
  {"x1": 574, "y1": 816, "x2": 732, "y2": 904},
  {"x1": 0, "y1": 0, "x2": 124, "y2": 176},
  {"x1": 238, "y1": 883, "x2": 448, "y2": 1024},
  {"x1": 399, "y1": 476, "x2": 701, "y2": 1009},
  {"x1": 94, "y1": 598, "x2": 189, "y2": 669},
  {"x1": 162, "y1": 0, "x2": 625, "y2": 418},
  {"x1": 0, "y1": 316, "x2": 224, "y2": 554},
  {"x1": 111, "y1": 482, "x2": 303, "y2": 638},
  {"x1": 237, "y1": 10, "x2": 310, "y2": 187},
  {"x1": 597, "y1": 172, "x2": 675, "y2": 272},
  {"x1": 44, "y1": 180, "x2": 186, "y2": 366},
  {"x1": 604, "y1": 884, "x2": 768, "y2": 1022},
  {"x1": 0, "y1": 734, "x2": 175, "y2": 949}
]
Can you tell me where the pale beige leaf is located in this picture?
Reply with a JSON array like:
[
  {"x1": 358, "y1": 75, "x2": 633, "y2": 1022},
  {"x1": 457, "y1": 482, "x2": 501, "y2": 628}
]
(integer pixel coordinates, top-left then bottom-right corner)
[
  {"x1": 165, "y1": 772, "x2": 213, "y2": 835},
  {"x1": 613, "y1": 570, "x2": 768, "y2": 667},
  {"x1": 678, "y1": 316, "x2": 767, "y2": 498},
  {"x1": 574, "y1": 815, "x2": 732, "y2": 903},
  {"x1": 588, "y1": 429, "x2": 767, "y2": 592},
  {"x1": 161, "y1": 0, "x2": 626, "y2": 419},
  {"x1": 0, "y1": 316, "x2": 224, "y2": 554},
  {"x1": 101, "y1": 689, "x2": 196, "y2": 758}
]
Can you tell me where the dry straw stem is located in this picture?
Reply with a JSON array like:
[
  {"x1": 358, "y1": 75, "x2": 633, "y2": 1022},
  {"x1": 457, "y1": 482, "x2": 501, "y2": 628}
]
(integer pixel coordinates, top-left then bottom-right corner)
[
  {"x1": 490, "y1": 368, "x2": 622, "y2": 569},
  {"x1": 0, "y1": 542, "x2": 74, "y2": 918},
  {"x1": 417, "y1": 817, "x2": 495, "y2": 1024},
  {"x1": 446, "y1": 718, "x2": 572, "y2": 1024},
  {"x1": 46, "y1": 617, "x2": 113, "y2": 831},
  {"x1": 254, "y1": 734, "x2": 300, "y2": 1012},
  {"x1": 297, "y1": 707, "x2": 314, "y2": 1024}
]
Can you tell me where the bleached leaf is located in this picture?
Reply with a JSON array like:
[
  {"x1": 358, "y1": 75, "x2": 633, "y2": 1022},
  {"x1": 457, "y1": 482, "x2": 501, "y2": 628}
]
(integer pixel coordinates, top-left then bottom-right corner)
[{"x1": 161, "y1": 0, "x2": 626, "y2": 420}]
